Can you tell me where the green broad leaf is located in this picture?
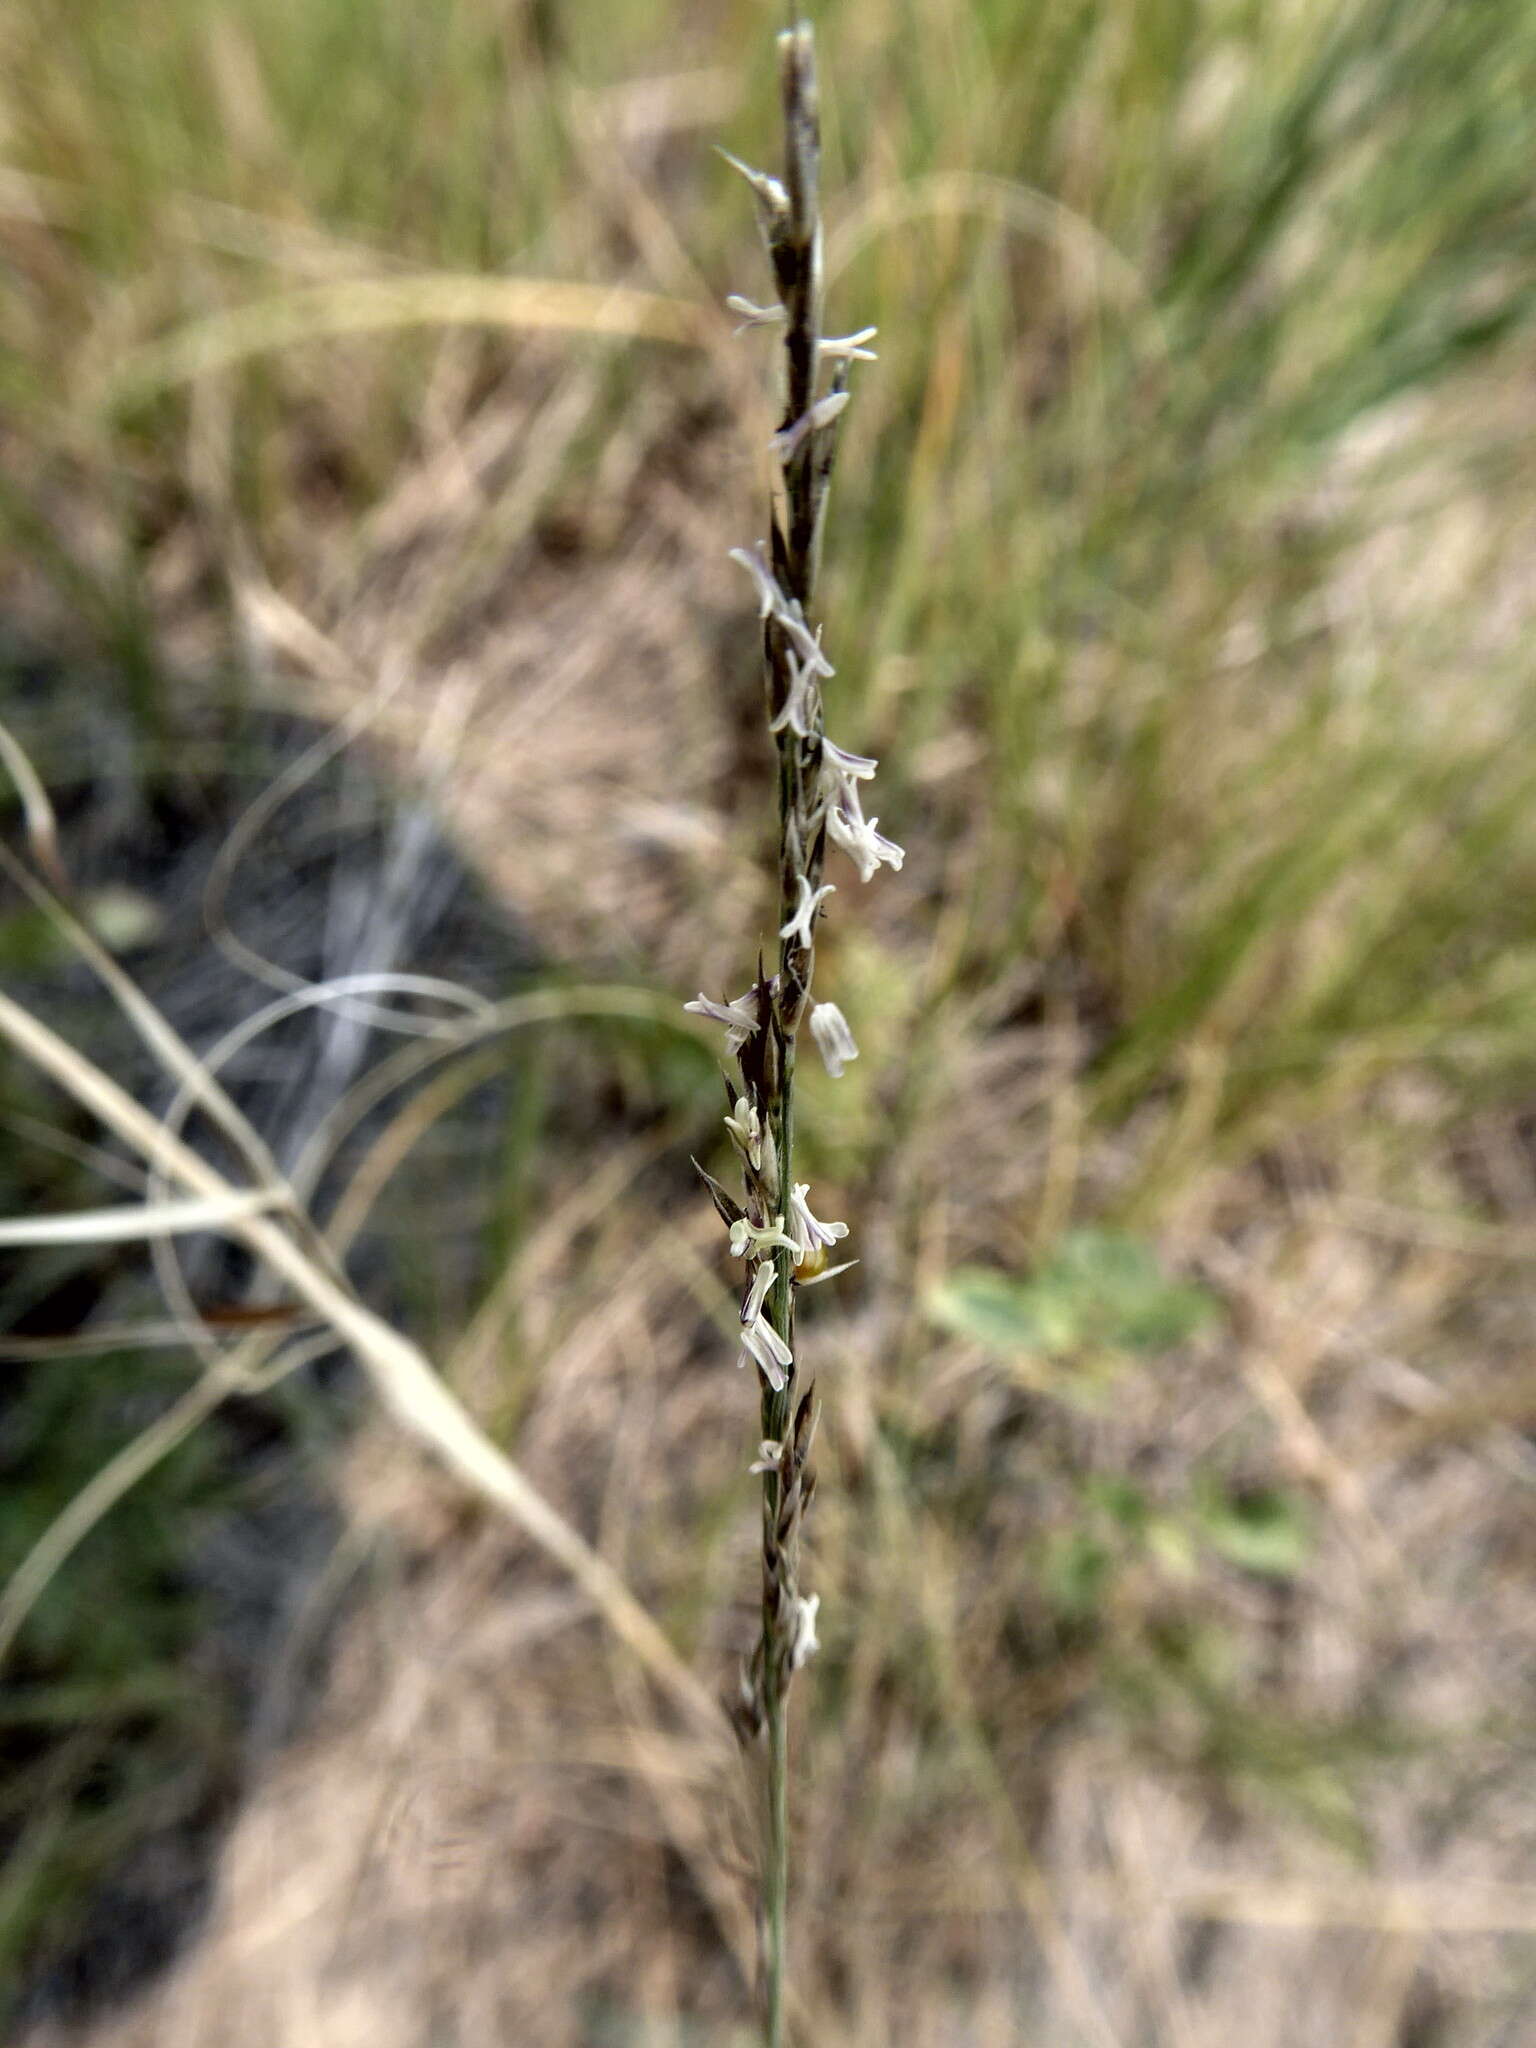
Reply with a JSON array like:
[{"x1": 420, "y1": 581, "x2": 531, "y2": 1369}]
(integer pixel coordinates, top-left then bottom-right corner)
[
  {"x1": 927, "y1": 1269, "x2": 1071, "y2": 1354},
  {"x1": 1083, "y1": 1476, "x2": 1149, "y2": 1531},
  {"x1": 1144, "y1": 1514, "x2": 1199, "y2": 1580},
  {"x1": 1041, "y1": 1530, "x2": 1115, "y2": 1619},
  {"x1": 926, "y1": 1230, "x2": 1220, "y2": 1359},
  {"x1": 1196, "y1": 1487, "x2": 1313, "y2": 1578}
]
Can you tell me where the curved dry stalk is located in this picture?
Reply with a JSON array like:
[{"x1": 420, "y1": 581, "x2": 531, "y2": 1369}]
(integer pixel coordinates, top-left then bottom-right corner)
[
  {"x1": 0, "y1": 715, "x2": 68, "y2": 889},
  {"x1": 0, "y1": 1328, "x2": 337, "y2": 1669},
  {"x1": 0, "y1": 1105, "x2": 153, "y2": 1195},
  {"x1": 323, "y1": 1042, "x2": 508, "y2": 1255},
  {"x1": 134, "y1": 968, "x2": 490, "y2": 1350},
  {"x1": 0, "y1": 1188, "x2": 284, "y2": 1246},
  {"x1": 0, "y1": 1320, "x2": 240, "y2": 1361},
  {"x1": 450, "y1": 1120, "x2": 683, "y2": 1399},
  {"x1": 287, "y1": 983, "x2": 687, "y2": 1213},
  {"x1": 0, "y1": 987, "x2": 725, "y2": 1747},
  {"x1": 826, "y1": 169, "x2": 1165, "y2": 337},
  {"x1": 106, "y1": 273, "x2": 708, "y2": 410},
  {"x1": 198, "y1": 656, "x2": 489, "y2": 1030},
  {"x1": 0, "y1": 826, "x2": 295, "y2": 1215}
]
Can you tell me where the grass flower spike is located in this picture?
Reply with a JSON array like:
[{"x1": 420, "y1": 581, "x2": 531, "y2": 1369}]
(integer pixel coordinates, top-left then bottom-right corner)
[
  {"x1": 779, "y1": 875, "x2": 835, "y2": 948},
  {"x1": 808, "y1": 1000, "x2": 858, "y2": 1077},
  {"x1": 685, "y1": 21, "x2": 899, "y2": 2044}
]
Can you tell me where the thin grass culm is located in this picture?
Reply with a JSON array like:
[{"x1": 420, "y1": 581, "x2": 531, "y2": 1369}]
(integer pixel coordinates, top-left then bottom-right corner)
[{"x1": 688, "y1": 24, "x2": 895, "y2": 2044}]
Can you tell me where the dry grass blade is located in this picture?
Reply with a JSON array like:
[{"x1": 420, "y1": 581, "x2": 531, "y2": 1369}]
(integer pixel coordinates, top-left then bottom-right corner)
[
  {"x1": 0, "y1": 1188, "x2": 285, "y2": 1246},
  {"x1": 0, "y1": 1331, "x2": 336, "y2": 1671},
  {"x1": 0, "y1": 1321, "x2": 242, "y2": 1362},
  {"x1": 322, "y1": 1044, "x2": 506, "y2": 1258},
  {"x1": 195, "y1": 654, "x2": 491, "y2": 1028},
  {"x1": 0, "y1": 733, "x2": 294, "y2": 1212},
  {"x1": 136, "y1": 967, "x2": 500, "y2": 1278},
  {"x1": 287, "y1": 984, "x2": 687, "y2": 1213},
  {"x1": 0, "y1": 987, "x2": 726, "y2": 1747},
  {"x1": 105, "y1": 274, "x2": 710, "y2": 408},
  {"x1": 825, "y1": 169, "x2": 1164, "y2": 336},
  {"x1": 0, "y1": 715, "x2": 68, "y2": 892}
]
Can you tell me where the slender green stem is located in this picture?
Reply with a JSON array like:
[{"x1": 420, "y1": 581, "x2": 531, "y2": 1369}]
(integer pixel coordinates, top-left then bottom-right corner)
[{"x1": 763, "y1": 1682, "x2": 790, "y2": 2048}]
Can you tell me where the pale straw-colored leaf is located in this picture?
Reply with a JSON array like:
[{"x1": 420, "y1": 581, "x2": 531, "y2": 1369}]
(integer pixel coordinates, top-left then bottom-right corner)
[
  {"x1": 106, "y1": 274, "x2": 708, "y2": 410},
  {"x1": 0, "y1": 1188, "x2": 284, "y2": 1246}
]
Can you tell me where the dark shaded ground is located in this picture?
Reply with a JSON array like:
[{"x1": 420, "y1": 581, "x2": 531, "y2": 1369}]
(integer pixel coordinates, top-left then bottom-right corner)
[{"x1": 0, "y1": 653, "x2": 538, "y2": 2029}]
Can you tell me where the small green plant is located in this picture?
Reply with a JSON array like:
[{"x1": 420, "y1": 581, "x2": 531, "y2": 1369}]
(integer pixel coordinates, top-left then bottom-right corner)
[
  {"x1": 1043, "y1": 1472, "x2": 1314, "y2": 1618},
  {"x1": 927, "y1": 1227, "x2": 1220, "y2": 1395}
]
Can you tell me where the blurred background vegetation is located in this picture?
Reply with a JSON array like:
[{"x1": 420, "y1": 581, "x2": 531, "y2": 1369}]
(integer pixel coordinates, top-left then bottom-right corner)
[{"x1": 4, "y1": 1, "x2": 1536, "y2": 2042}]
